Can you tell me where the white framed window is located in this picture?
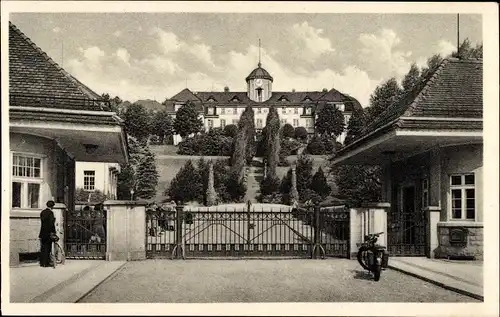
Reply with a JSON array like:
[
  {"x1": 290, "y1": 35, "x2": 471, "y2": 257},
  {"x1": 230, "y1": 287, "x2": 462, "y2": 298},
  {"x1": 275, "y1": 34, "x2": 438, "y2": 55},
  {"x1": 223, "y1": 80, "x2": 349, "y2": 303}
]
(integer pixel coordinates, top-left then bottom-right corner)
[
  {"x1": 207, "y1": 107, "x2": 215, "y2": 115},
  {"x1": 233, "y1": 108, "x2": 237, "y2": 115},
  {"x1": 305, "y1": 118, "x2": 313, "y2": 128},
  {"x1": 256, "y1": 118, "x2": 263, "y2": 129},
  {"x1": 293, "y1": 119, "x2": 299, "y2": 127},
  {"x1": 12, "y1": 153, "x2": 43, "y2": 209},
  {"x1": 84, "y1": 170, "x2": 96, "y2": 191},
  {"x1": 257, "y1": 107, "x2": 261, "y2": 114},
  {"x1": 282, "y1": 107, "x2": 286, "y2": 114},
  {"x1": 220, "y1": 119, "x2": 226, "y2": 129},
  {"x1": 220, "y1": 107, "x2": 225, "y2": 115},
  {"x1": 207, "y1": 119, "x2": 214, "y2": 129},
  {"x1": 305, "y1": 108, "x2": 312, "y2": 115},
  {"x1": 294, "y1": 108, "x2": 299, "y2": 114},
  {"x1": 336, "y1": 104, "x2": 345, "y2": 111},
  {"x1": 450, "y1": 174, "x2": 475, "y2": 221},
  {"x1": 421, "y1": 178, "x2": 429, "y2": 209}
]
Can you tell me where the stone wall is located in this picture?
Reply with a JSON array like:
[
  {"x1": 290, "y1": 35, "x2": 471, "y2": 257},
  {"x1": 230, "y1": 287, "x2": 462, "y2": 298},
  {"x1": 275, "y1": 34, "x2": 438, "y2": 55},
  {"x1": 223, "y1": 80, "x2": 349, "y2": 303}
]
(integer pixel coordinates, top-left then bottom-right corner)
[{"x1": 435, "y1": 224, "x2": 483, "y2": 260}]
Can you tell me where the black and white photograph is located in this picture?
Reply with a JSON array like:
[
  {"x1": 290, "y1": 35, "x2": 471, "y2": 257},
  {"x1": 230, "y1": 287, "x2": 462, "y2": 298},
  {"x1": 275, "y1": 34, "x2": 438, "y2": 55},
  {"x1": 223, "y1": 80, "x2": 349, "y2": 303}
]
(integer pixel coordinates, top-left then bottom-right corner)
[{"x1": 1, "y1": 1, "x2": 498, "y2": 316}]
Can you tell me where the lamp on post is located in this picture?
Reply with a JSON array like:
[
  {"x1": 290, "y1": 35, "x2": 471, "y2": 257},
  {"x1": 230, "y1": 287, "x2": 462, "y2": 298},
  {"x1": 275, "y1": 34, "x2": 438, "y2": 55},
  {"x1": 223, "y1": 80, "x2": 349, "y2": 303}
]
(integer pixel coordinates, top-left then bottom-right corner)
[{"x1": 130, "y1": 189, "x2": 135, "y2": 201}]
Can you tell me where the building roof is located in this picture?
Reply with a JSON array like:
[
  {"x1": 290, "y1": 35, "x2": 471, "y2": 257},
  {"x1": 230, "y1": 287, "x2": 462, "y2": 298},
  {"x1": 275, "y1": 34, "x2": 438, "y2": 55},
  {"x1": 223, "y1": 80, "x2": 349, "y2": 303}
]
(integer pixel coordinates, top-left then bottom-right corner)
[
  {"x1": 167, "y1": 87, "x2": 362, "y2": 112},
  {"x1": 245, "y1": 63, "x2": 274, "y2": 82},
  {"x1": 9, "y1": 22, "x2": 107, "y2": 112},
  {"x1": 337, "y1": 58, "x2": 483, "y2": 155}
]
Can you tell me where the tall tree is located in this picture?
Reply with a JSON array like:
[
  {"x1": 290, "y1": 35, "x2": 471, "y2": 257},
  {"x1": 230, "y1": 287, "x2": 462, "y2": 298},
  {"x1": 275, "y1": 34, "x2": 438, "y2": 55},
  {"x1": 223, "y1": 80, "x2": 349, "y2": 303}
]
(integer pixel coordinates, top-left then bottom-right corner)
[
  {"x1": 168, "y1": 160, "x2": 203, "y2": 203},
  {"x1": 366, "y1": 77, "x2": 402, "y2": 122},
  {"x1": 401, "y1": 63, "x2": 421, "y2": 93},
  {"x1": 330, "y1": 164, "x2": 381, "y2": 207},
  {"x1": 123, "y1": 102, "x2": 151, "y2": 142},
  {"x1": 264, "y1": 106, "x2": 281, "y2": 178},
  {"x1": 134, "y1": 146, "x2": 159, "y2": 199},
  {"x1": 173, "y1": 101, "x2": 203, "y2": 138},
  {"x1": 344, "y1": 107, "x2": 367, "y2": 146},
  {"x1": 295, "y1": 154, "x2": 313, "y2": 202},
  {"x1": 116, "y1": 136, "x2": 146, "y2": 200},
  {"x1": 230, "y1": 106, "x2": 254, "y2": 182},
  {"x1": 452, "y1": 38, "x2": 483, "y2": 59},
  {"x1": 151, "y1": 109, "x2": 174, "y2": 144},
  {"x1": 315, "y1": 104, "x2": 345, "y2": 138},
  {"x1": 420, "y1": 54, "x2": 443, "y2": 81}
]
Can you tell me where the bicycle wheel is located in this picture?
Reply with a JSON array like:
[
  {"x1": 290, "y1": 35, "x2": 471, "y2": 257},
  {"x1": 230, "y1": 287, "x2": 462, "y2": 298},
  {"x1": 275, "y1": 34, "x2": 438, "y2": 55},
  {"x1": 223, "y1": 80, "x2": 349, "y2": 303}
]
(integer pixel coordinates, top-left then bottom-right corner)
[{"x1": 55, "y1": 242, "x2": 66, "y2": 265}]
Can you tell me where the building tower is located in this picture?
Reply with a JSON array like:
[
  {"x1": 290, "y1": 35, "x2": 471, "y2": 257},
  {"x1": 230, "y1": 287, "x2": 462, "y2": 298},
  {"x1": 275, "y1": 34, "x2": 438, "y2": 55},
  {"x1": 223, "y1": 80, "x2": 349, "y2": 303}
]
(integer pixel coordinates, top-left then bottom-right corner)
[{"x1": 246, "y1": 39, "x2": 273, "y2": 102}]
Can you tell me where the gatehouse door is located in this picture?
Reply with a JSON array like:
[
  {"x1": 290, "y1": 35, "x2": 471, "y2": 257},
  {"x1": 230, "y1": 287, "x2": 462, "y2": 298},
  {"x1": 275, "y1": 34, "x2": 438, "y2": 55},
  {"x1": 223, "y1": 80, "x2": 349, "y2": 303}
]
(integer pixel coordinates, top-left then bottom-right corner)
[{"x1": 388, "y1": 185, "x2": 426, "y2": 256}]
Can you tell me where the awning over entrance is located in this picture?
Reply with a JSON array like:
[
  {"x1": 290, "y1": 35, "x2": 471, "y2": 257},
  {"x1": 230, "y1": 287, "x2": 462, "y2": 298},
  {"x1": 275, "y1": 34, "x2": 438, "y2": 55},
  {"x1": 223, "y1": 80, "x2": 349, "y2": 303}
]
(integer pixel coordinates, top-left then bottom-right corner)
[
  {"x1": 331, "y1": 130, "x2": 483, "y2": 165},
  {"x1": 10, "y1": 107, "x2": 128, "y2": 164}
]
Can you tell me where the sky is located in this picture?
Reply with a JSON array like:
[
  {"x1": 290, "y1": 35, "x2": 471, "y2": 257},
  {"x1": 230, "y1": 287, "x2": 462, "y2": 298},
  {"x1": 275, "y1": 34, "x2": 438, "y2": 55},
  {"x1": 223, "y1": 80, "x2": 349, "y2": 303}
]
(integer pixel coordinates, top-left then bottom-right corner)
[{"x1": 10, "y1": 12, "x2": 482, "y2": 107}]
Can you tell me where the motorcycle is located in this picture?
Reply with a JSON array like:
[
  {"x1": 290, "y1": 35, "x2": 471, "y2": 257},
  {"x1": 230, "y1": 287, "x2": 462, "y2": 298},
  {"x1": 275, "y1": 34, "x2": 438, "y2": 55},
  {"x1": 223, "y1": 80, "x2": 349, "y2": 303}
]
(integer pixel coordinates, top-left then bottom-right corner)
[{"x1": 357, "y1": 232, "x2": 389, "y2": 281}]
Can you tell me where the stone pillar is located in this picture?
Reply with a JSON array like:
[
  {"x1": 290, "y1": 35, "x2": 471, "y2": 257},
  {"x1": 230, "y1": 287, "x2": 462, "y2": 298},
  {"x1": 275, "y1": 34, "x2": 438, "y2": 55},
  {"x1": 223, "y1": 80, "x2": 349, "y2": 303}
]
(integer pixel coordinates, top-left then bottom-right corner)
[
  {"x1": 206, "y1": 160, "x2": 218, "y2": 206},
  {"x1": 349, "y1": 203, "x2": 390, "y2": 258},
  {"x1": 104, "y1": 200, "x2": 148, "y2": 261},
  {"x1": 425, "y1": 206, "x2": 441, "y2": 258},
  {"x1": 53, "y1": 203, "x2": 67, "y2": 245},
  {"x1": 290, "y1": 166, "x2": 299, "y2": 204}
]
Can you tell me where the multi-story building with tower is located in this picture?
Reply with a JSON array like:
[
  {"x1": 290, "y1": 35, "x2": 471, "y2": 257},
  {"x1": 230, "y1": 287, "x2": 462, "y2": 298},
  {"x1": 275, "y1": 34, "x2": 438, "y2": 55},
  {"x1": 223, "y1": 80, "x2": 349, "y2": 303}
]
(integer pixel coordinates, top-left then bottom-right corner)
[{"x1": 165, "y1": 58, "x2": 362, "y2": 145}]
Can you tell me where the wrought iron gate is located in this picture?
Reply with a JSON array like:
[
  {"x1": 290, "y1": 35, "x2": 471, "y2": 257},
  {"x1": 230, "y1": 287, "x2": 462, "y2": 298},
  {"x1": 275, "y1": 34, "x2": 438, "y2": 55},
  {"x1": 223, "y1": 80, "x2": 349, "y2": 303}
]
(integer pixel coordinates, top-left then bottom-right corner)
[
  {"x1": 387, "y1": 186, "x2": 426, "y2": 256},
  {"x1": 65, "y1": 203, "x2": 107, "y2": 259},
  {"x1": 146, "y1": 204, "x2": 350, "y2": 259}
]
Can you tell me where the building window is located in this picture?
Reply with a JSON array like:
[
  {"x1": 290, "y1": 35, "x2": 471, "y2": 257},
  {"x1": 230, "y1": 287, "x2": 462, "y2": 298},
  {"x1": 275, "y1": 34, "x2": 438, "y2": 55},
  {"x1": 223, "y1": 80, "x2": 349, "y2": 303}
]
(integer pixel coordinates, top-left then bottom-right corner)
[
  {"x1": 220, "y1": 119, "x2": 226, "y2": 129},
  {"x1": 421, "y1": 179, "x2": 429, "y2": 209},
  {"x1": 257, "y1": 107, "x2": 261, "y2": 114},
  {"x1": 220, "y1": 107, "x2": 225, "y2": 115},
  {"x1": 84, "y1": 170, "x2": 96, "y2": 191},
  {"x1": 256, "y1": 118, "x2": 263, "y2": 129},
  {"x1": 294, "y1": 108, "x2": 299, "y2": 114},
  {"x1": 282, "y1": 107, "x2": 286, "y2": 114},
  {"x1": 280, "y1": 119, "x2": 287, "y2": 124},
  {"x1": 232, "y1": 119, "x2": 239, "y2": 125},
  {"x1": 305, "y1": 118, "x2": 313, "y2": 128},
  {"x1": 450, "y1": 174, "x2": 475, "y2": 220},
  {"x1": 257, "y1": 89, "x2": 262, "y2": 102},
  {"x1": 12, "y1": 154, "x2": 43, "y2": 209},
  {"x1": 207, "y1": 107, "x2": 215, "y2": 115},
  {"x1": 305, "y1": 108, "x2": 312, "y2": 115},
  {"x1": 336, "y1": 104, "x2": 345, "y2": 111},
  {"x1": 293, "y1": 119, "x2": 299, "y2": 127},
  {"x1": 233, "y1": 108, "x2": 237, "y2": 115},
  {"x1": 208, "y1": 119, "x2": 213, "y2": 129},
  {"x1": 263, "y1": 108, "x2": 268, "y2": 113}
]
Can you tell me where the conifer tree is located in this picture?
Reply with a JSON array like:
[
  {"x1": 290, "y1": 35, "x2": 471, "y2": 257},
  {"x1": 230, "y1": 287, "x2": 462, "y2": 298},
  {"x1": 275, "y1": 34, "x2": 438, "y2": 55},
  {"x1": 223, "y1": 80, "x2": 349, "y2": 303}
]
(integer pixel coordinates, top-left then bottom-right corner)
[
  {"x1": 206, "y1": 160, "x2": 218, "y2": 206},
  {"x1": 264, "y1": 106, "x2": 281, "y2": 178},
  {"x1": 168, "y1": 160, "x2": 203, "y2": 203},
  {"x1": 311, "y1": 167, "x2": 330, "y2": 198},
  {"x1": 135, "y1": 146, "x2": 159, "y2": 199}
]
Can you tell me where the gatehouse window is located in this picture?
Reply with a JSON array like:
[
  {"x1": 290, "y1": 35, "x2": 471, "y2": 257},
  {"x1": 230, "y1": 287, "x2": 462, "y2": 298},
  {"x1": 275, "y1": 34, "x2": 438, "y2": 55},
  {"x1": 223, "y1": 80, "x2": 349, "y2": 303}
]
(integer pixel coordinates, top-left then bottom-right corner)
[
  {"x1": 12, "y1": 153, "x2": 43, "y2": 209},
  {"x1": 84, "y1": 170, "x2": 96, "y2": 191},
  {"x1": 450, "y1": 174, "x2": 475, "y2": 220}
]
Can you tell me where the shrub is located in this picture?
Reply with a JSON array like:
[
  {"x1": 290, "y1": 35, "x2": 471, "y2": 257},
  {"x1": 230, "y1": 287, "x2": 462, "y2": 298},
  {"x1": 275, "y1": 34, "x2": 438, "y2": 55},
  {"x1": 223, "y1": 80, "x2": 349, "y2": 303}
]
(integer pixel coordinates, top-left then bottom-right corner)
[
  {"x1": 225, "y1": 171, "x2": 247, "y2": 202},
  {"x1": 279, "y1": 169, "x2": 292, "y2": 204},
  {"x1": 223, "y1": 124, "x2": 238, "y2": 138},
  {"x1": 167, "y1": 160, "x2": 203, "y2": 203},
  {"x1": 260, "y1": 175, "x2": 281, "y2": 196},
  {"x1": 75, "y1": 188, "x2": 108, "y2": 203},
  {"x1": 306, "y1": 135, "x2": 335, "y2": 155},
  {"x1": 294, "y1": 126, "x2": 308, "y2": 141},
  {"x1": 281, "y1": 124, "x2": 295, "y2": 139},
  {"x1": 177, "y1": 130, "x2": 233, "y2": 156}
]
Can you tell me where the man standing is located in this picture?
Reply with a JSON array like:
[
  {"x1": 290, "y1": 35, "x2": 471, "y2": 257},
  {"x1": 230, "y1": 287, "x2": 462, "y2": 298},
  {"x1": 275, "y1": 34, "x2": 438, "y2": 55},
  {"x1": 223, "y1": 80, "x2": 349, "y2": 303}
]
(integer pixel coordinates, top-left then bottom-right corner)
[{"x1": 39, "y1": 200, "x2": 56, "y2": 267}]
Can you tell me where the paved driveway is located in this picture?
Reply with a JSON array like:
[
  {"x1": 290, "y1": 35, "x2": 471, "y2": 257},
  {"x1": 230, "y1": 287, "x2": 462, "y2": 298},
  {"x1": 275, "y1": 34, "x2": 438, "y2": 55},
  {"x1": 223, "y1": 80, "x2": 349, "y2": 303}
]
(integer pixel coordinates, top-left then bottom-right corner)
[{"x1": 80, "y1": 259, "x2": 479, "y2": 303}]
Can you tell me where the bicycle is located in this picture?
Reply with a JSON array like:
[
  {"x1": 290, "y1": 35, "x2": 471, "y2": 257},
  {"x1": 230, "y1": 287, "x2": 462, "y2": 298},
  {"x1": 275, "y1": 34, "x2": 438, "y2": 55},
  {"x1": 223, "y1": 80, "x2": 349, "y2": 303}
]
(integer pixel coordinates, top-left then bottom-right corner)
[{"x1": 50, "y1": 235, "x2": 66, "y2": 268}]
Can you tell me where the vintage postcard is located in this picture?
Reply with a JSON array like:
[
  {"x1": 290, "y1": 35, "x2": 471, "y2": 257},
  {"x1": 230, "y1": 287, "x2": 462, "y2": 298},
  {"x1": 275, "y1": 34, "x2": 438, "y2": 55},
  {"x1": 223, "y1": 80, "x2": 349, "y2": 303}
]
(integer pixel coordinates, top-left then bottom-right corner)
[{"x1": 1, "y1": 1, "x2": 498, "y2": 316}]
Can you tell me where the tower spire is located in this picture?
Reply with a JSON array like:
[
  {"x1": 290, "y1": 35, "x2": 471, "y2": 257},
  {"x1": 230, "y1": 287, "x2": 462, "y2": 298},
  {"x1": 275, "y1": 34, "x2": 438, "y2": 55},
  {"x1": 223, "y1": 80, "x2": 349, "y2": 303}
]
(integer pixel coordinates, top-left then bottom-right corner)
[{"x1": 258, "y1": 39, "x2": 261, "y2": 67}]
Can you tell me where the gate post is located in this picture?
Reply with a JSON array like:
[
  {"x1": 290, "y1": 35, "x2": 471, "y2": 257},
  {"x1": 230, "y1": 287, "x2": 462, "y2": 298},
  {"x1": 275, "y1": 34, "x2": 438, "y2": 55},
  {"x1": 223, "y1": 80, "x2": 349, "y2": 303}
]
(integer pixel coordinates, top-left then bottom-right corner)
[
  {"x1": 311, "y1": 204, "x2": 325, "y2": 259},
  {"x1": 246, "y1": 200, "x2": 251, "y2": 253},
  {"x1": 171, "y1": 203, "x2": 185, "y2": 259}
]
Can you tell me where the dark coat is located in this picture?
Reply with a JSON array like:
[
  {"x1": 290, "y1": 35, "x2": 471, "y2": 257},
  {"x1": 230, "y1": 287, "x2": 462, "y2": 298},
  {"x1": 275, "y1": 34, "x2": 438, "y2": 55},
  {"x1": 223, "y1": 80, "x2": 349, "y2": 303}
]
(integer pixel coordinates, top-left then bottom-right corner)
[{"x1": 39, "y1": 208, "x2": 56, "y2": 239}]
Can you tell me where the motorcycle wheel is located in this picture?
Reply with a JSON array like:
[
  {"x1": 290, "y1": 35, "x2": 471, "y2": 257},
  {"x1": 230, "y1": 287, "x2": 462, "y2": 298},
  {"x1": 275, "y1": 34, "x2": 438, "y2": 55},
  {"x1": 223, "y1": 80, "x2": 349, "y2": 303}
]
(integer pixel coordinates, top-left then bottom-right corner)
[
  {"x1": 357, "y1": 247, "x2": 371, "y2": 271},
  {"x1": 373, "y1": 264, "x2": 382, "y2": 281}
]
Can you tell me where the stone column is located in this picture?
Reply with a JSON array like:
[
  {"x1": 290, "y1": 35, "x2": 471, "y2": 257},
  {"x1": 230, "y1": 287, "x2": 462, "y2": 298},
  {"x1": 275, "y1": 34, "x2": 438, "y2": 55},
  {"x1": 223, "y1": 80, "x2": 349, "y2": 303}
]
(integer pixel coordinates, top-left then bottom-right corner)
[
  {"x1": 206, "y1": 160, "x2": 218, "y2": 206},
  {"x1": 104, "y1": 200, "x2": 148, "y2": 261},
  {"x1": 290, "y1": 166, "x2": 299, "y2": 204},
  {"x1": 53, "y1": 203, "x2": 67, "y2": 245},
  {"x1": 425, "y1": 206, "x2": 441, "y2": 258}
]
